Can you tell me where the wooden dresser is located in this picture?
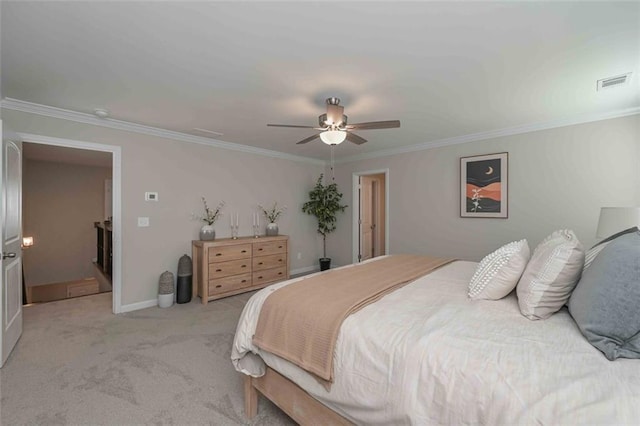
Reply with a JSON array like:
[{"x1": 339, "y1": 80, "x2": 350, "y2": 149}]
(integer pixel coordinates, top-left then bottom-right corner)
[{"x1": 192, "y1": 235, "x2": 289, "y2": 304}]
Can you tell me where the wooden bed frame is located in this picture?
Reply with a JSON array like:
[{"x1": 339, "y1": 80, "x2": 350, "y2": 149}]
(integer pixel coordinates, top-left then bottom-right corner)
[{"x1": 244, "y1": 367, "x2": 353, "y2": 425}]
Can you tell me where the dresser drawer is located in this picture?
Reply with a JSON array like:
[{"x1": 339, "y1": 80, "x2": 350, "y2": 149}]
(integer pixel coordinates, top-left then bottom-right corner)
[
  {"x1": 253, "y1": 253, "x2": 287, "y2": 271},
  {"x1": 208, "y1": 258, "x2": 251, "y2": 279},
  {"x1": 208, "y1": 244, "x2": 252, "y2": 262},
  {"x1": 253, "y1": 266, "x2": 287, "y2": 287},
  {"x1": 208, "y1": 273, "x2": 252, "y2": 296},
  {"x1": 254, "y1": 240, "x2": 287, "y2": 256}
]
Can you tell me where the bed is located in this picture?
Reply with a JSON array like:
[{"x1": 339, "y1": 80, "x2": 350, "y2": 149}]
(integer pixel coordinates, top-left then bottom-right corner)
[{"x1": 232, "y1": 245, "x2": 640, "y2": 424}]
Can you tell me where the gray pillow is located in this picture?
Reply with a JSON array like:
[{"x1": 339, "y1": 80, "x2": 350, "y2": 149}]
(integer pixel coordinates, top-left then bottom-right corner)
[
  {"x1": 569, "y1": 231, "x2": 640, "y2": 360},
  {"x1": 584, "y1": 226, "x2": 638, "y2": 270}
]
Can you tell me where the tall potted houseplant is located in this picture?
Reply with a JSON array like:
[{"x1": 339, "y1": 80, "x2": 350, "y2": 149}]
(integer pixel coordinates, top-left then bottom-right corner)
[{"x1": 302, "y1": 174, "x2": 347, "y2": 271}]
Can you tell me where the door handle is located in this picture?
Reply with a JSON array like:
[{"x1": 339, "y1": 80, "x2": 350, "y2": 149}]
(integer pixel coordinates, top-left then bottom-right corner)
[{"x1": 2, "y1": 252, "x2": 16, "y2": 260}]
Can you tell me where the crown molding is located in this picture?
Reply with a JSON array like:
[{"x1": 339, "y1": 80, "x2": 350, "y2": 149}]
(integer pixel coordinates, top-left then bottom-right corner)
[
  {"x1": 0, "y1": 98, "x2": 325, "y2": 166},
  {"x1": 2, "y1": 97, "x2": 637, "y2": 167},
  {"x1": 336, "y1": 106, "x2": 640, "y2": 164}
]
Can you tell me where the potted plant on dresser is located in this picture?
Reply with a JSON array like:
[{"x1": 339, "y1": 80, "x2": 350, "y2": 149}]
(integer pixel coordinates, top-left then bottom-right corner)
[
  {"x1": 259, "y1": 202, "x2": 286, "y2": 236},
  {"x1": 302, "y1": 174, "x2": 347, "y2": 271},
  {"x1": 198, "y1": 197, "x2": 224, "y2": 241}
]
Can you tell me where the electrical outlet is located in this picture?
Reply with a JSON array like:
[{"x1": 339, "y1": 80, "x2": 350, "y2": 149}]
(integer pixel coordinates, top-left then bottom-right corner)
[
  {"x1": 297, "y1": 252, "x2": 302, "y2": 260},
  {"x1": 138, "y1": 217, "x2": 150, "y2": 227}
]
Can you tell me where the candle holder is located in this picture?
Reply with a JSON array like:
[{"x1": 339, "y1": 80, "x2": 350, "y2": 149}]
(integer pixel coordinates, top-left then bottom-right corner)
[
  {"x1": 252, "y1": 224, "x2": 260, "y2": 238},
  {"x1": 230, "y1": 224, "x2": 239, "y2": 239}
]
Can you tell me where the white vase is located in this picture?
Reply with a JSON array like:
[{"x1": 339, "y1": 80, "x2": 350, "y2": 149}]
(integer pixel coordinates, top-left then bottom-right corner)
[
  {"x1": 266, "y1": 222, "x2": 279, "y2": 236},
  {"x1": 199, "y1": 224, "x2": 215, "y2": 241},
  {"x1": 158, "y1": 293, "x2": 174, "y2": 308}
]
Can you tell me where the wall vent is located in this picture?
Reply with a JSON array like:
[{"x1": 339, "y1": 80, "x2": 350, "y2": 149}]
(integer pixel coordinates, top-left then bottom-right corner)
[{"x1": 597, "y1": 73, "x2": 632, "y2": 91}]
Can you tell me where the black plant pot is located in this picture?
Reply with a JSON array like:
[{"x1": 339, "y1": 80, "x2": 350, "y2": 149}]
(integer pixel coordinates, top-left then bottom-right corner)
[{"x1": 319, "y1": 258, "x2": 331, "y2": 271}]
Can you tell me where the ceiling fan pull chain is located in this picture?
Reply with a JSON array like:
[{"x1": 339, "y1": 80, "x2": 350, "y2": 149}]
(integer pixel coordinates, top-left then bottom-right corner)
[{"x1": 330, "y1": 145, "x2": 336, "y2": 181}]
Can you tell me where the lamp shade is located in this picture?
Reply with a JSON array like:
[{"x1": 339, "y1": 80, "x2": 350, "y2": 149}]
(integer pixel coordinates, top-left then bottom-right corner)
[
  {"x1": 319, "y1": 130, "x2": 347, "y2": 145},
  {"x1": 596, "y1": 207, "x2": 640, "y2": 238}
]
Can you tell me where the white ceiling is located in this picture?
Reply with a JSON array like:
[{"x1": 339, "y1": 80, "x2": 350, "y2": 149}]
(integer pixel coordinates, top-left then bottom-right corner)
[{"x1": 2, "y1": 2, "x2": 639, "y2": 160}]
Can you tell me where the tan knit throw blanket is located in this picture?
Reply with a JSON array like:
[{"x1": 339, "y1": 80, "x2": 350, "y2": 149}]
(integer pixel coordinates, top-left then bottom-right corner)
[{"x1": 252, "y1": 255, "x2": 455, "y2": 382}]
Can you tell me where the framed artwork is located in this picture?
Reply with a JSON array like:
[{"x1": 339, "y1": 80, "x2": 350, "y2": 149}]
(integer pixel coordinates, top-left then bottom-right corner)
[{"x1": 460, "y1": 152, "x2": 508, "y2": 218}]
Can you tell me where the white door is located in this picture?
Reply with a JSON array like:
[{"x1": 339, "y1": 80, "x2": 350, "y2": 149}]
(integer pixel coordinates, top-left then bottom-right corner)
[
  {"x1": 0, "y1": 122, "x2": 23, "y2": 367},
  {"x1": 370, "y1": 175, "x2": 386, "y2": 258},
  {"x1": 359, "y1": 176, "x2": 374, "y2": 261}
]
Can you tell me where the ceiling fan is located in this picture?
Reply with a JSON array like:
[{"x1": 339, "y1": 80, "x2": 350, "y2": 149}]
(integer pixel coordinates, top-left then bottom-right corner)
[{"x1": 267, "y1": 97, "x2": 400, "y2": 146}]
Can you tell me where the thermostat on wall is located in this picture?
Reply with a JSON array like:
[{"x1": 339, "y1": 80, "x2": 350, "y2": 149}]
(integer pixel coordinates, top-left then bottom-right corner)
[{"x1": 145, "y1": 192, "x2": 159, "y2": 201}]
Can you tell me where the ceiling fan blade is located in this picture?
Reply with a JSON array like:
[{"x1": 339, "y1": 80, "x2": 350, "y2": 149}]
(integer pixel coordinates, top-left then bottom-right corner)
[
  {"x1": 347, "y1": 120, "x2": 401, "y2": 130},
  {"x1": 296, "y1": 134, "x2": 321, "y2": 145},
  {"x1": 267, "y1": 124, "x2": 317, "y2": 129},
  {"x1": 346, "y1": 132, "x2": 367, "y2": 145}
]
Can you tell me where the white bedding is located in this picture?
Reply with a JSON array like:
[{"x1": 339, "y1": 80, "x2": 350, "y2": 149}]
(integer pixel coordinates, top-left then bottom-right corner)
[{"x1": 232, "y1": 259, "x2": 640, "y2": 424}]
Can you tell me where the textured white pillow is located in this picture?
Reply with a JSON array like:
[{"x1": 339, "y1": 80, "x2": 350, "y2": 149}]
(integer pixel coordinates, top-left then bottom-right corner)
[
  {"x1": 517, "y1": 229, "x2": 585, "y2": 320},
  {"x1": 468, "y1": 239, "x2": 530, "y2": 300}
]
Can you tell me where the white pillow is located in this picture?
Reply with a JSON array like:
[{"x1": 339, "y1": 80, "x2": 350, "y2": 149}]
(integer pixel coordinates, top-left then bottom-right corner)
[
  {"x1": 468, "y1": 239, "x2": 530, "y2": 300},
  {"x1": 517, "y1": 229, "x2": 585, "y2": 320}
]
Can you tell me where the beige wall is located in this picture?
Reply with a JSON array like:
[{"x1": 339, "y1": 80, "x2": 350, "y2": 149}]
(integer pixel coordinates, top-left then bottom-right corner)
[
  {"x1": 6, "y1": 109, "x2": 638, "y2": 307},
  {"x1": 4, "y1": 109, "x2": 325, "y2": 307},
  {"x1": 330, "y1": 115, "x2": 640, "y2": 265},
  {"x1": 22, "y1": 159, "x2": 111, "y2": 286}
]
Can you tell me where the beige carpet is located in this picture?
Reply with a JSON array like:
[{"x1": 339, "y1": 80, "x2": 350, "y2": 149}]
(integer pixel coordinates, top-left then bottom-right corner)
[{"x1": 0, "y1": 292, "x2": 295, "y2": 425}]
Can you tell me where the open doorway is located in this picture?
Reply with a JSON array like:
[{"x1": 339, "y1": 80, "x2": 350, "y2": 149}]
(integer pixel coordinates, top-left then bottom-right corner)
[
  {"x1": 352, "y1": 169, "x2": 389, "y2": 263},
  {"x1": 22, "y1": 143, "x2": 113, "y2": 306},
  {"x1": 17, "y1": 133, "x2": 122, "y2": 314}
]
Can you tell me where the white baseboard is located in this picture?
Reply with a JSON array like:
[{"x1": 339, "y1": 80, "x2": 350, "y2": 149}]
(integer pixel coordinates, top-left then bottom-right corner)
[
  {"x1": 290, "y1": 265, "x2": 318, "y2": 276},
  {"x1": 120, "y1": 265, "x2": 333, "y2": 313},
  {"x1": 119, "y1": 298, "x2": 157, "y2": 313},
  {"x1": 290, "y1": 264, "x2": 345, "y2": 276}
]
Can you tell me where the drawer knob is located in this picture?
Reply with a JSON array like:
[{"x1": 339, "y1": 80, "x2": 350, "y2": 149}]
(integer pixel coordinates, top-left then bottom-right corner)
[
  {"x1": 258, "y1": 262, "x2": 263, "y2": 265},
  {"x1": 258, "y1": 276, "x2": 263, "y2": 279},
  {"x1": 215, "y1": 269, "x2": 222, "y2": 272},
  {"x1": 215, "y1": 253, "x2": 222, "y2": 256},
  {"x1": 278, "y1": 246, "x2": 283, "y2": 248},
  {"x1": 241, "y1": 264, "x2": 247, "y2": 268},
  {"x1": 215, "y1": 285, "x2": 222, "y2": 288},
  {"x1": 241, "y1": 280, "x2": 247, "y2": 283},
  {"x1": 278, "y1": 272, "x2": 283, "y2": 275},
  {"x1": 258, "y1": 248, "x2": 263, "y2": 251},
  {"x1": 241, "y1": 250, "x2": 247, "y2": 253}
]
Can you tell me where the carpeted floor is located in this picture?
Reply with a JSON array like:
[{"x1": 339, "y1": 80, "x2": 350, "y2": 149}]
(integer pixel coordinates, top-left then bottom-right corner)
[{"x1": 0, "y1": 292, "x2": 295, "y2": 425}]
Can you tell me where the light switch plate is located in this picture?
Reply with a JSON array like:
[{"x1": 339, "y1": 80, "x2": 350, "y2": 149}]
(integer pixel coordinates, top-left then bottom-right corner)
[
  {"x1": 138, "y1": 217, "x2": 150, "y2": 227},
  {"x1": 145, "y1": 192, "x2": 158, "y2": 201}
]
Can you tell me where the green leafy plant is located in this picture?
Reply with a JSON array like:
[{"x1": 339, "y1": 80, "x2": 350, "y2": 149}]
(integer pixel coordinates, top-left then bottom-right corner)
[
  {"x1": 302, "y1": 174, "x2": 347, "y2": 258},
  {"x1": 259, "y1": 202, "x2": 286, "y2": 223}
]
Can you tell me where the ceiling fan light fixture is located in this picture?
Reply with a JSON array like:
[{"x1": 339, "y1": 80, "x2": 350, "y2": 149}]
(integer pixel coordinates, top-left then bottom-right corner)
[{"x1": 320, "y1": 130, "x2": 347, "y2": 145}]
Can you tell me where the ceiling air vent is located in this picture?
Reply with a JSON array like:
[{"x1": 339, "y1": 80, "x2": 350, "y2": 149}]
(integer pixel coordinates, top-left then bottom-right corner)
[{"x1": 597, "y1": 73, "x2": 632, "y2": 91}]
